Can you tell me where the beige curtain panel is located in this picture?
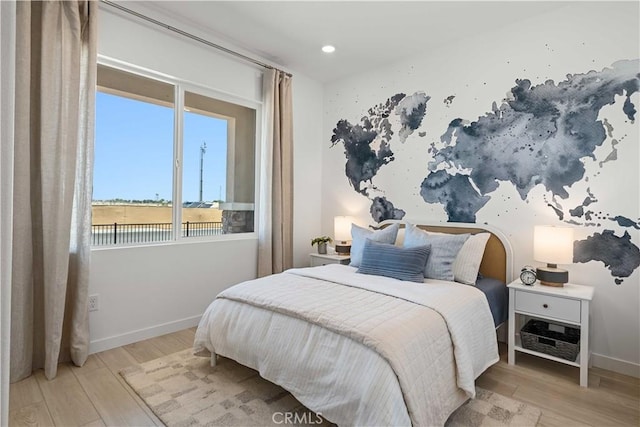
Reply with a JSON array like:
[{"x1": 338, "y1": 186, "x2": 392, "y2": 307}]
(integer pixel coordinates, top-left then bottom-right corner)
[
  {"x1": 258, "y1": 69, "x2": 294, "y2": 277},
  {"x1": 11, "y1": 0, "x2": 97, "y2": 381}
]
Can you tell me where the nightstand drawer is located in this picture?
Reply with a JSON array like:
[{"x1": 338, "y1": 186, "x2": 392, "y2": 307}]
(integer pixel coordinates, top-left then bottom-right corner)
[{"x1": 515, "y1": 291, "x2": 581, "y2": 323}]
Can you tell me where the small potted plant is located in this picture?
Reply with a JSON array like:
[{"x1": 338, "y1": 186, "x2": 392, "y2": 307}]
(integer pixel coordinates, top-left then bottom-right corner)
[{"x1": 311, "y1": 236, "x2": 332, "y2": 254}]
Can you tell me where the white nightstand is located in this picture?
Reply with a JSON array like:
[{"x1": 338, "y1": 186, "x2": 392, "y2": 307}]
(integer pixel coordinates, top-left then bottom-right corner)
[
  {"x1": 310, "y1": 253, "x2": 350, "y2": 267},
  {"x1": 507, "y1": 280, "x2": 594, "y2": 387}
]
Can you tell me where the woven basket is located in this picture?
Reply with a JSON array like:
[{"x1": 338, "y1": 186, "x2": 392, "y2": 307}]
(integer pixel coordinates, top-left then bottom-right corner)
[{"x1": 520, "y1": 320, "x2": 580, "y2": 361}]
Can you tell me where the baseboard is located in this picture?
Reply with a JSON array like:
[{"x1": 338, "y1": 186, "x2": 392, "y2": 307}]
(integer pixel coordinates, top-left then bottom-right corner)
[
  {"x1": 89, "y1": 315, "x2": 202, "y2": 354},
  {"x1": 591, "y1": 352, "x2": 640, "y2": 378}
]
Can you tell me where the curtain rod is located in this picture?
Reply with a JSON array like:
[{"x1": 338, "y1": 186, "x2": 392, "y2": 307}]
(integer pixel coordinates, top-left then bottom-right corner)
[{"x1": 100, "y1": 0, "x2": 292, "y2": 78}]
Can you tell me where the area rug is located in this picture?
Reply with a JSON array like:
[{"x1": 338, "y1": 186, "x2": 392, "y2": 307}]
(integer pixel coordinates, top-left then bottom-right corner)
[{"x1": 120, "y1": 349, "x2": 541, "y2": 427}]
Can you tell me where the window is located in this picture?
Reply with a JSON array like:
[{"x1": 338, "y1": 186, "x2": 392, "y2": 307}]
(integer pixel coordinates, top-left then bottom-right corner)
[{"x1": 92, "y1": 64, "x2": 257, "y2": 246}]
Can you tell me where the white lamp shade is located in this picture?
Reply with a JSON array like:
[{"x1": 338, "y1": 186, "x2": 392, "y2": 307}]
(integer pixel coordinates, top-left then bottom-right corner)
[
  {"x1": 334, "y1": 216, "x2": 353, "y2": 242},
  {"x1": 533, "y1": 225, "x2": 574, "y2": 265}
]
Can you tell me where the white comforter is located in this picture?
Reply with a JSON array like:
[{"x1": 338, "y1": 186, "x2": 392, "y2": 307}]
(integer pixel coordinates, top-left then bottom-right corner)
[{"x1": 194, "y1": 264, "x2": 499, "y2": 426}]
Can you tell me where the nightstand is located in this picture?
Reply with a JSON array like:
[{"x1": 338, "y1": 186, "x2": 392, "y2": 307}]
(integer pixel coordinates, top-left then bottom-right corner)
[
  {"x1": 507, "y1": 280, "x2": 594, "y2": 387},
  {"x1": 310, "y1": 253, "x2": 350, "y2": 267}
]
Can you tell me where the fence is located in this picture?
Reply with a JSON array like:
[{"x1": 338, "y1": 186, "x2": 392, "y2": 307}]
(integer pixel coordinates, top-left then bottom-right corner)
[{"x1": 91, "y1": 221, "x2": 223, "y2": 245}]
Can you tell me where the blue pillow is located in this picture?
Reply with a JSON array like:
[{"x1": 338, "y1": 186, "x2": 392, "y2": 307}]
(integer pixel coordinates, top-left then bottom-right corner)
[
  {"x1": 357, "y1": 239, "x2": 431, "y2": 283},
  {"x1": 349, "y1": 223, "x2": 400, "y2": 267},
  {"x1": 403, "y1": 223, "x2": 469, "y2": 281}
]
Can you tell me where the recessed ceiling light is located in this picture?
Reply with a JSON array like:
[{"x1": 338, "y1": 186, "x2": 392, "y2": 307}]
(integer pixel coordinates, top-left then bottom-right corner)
[{"x1": 322, "y1": 45, "x2": 336, "y2": 53}]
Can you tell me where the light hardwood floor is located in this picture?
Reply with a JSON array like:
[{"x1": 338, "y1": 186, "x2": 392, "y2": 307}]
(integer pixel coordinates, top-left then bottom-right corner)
[{"x1": 9, "y1": 330, "x2": 640, "y2": 426}]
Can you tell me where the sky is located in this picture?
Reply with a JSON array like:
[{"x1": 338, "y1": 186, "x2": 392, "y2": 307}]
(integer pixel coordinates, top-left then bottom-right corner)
[{"x1": 94, "y1": 92, "x2": 227, "y2": 203}]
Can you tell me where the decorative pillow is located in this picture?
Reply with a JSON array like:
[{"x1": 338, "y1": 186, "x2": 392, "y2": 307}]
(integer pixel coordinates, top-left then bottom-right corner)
[
  {"x1": 349, "y1": 223, "x2": 400, "y2": 267},
  {"x1": 357, "y1": 239, "x2": 431, "y2": 283},
  {"x1": 452, "y1": 233, "x2": 491, "y2": 284},
  {"x1": 427, "y1": 231, "x2": 491, "y2": 285},
  {"x1": 403, "y1": 223, "x2": 469, "y2": 281}
]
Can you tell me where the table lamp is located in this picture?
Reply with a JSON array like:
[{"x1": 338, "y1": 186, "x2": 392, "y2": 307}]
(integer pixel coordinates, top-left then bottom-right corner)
[
  {"x1": 533, "y1": 225, "x2": 574, "y2": 287},
  {"x1": 334, "y1": 216, "x2": 353, "y2": 254}
]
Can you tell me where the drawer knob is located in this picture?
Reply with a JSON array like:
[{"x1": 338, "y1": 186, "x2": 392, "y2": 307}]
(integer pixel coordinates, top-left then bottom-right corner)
[{"x1": 543, "y1": 303, "x2": 548, "y2": 309}]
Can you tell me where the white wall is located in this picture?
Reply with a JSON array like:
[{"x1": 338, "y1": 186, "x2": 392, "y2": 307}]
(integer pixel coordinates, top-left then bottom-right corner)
[
  {"x1": 90, "y1": 238, "x2": 258, "y2": 352},
  {"x1": 292, "y1": 73, "x2": 324, "y2": 268},
  {"x1": 321, "y1": 2, "x2": 639, "y2": 376},
  {"x1": 91, "y1": 5, "x2": 322, "y2": 351}
]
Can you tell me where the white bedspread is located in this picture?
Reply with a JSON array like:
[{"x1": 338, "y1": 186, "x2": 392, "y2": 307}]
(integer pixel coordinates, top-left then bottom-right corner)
[{"x1": 194, "y1": 264, "x2": 499, "y2": 426}]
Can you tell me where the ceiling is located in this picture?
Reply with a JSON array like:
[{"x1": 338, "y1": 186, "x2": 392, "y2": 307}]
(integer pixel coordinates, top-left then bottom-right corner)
[{"x1": 128, "y1": 1, "x2": 569, "y2": 83}]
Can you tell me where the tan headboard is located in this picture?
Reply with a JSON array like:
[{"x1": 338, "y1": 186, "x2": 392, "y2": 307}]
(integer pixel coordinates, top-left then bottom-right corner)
[{"x1": 379, "y1": 221, "x2": 511, "y2": 283}]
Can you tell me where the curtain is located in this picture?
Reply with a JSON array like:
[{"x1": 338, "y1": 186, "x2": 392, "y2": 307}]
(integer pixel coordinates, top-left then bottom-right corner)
[
  {"x1": 11, "y1": 0, "x2": 97, "y2": 381},
  {"x1": 258, "y1": 69, "x2": 294, "y2": 276}
]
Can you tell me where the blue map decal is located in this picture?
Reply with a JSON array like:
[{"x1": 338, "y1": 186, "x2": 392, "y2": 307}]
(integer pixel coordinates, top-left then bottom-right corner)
[
  {"x1": 574, "y1": 230, "x2": 640, "y2": 284},
  {"x1": 370, "y1": 196, "x2": 406, "y2": 223},
  {"x1": 331, "y1": 92, "x2": 429, "y2": 221},
  {"x1": 569, "y1": 189, "x2": 597, "y2": 220},
  {"x1": 609, "y1": 215, "x2": 640, "y2": 230},
  {"x1": 330, "y1": 59, "x2": 639, "y2": 282},
  {"x1": 331, "y1": 93, "x2": 406, "y2": 196},
  {"x1": 331, "y1": 92, "x2": 430, "y2": 196},
  {"x1": 397, "y1": 92, "x2": 430, "y2": 143},
  {"x1": 423, "y1": 60, "x2": 639, "y2": 223},
  {"x1": 420, "y1": 170, "x2": 490, "y2": 223}
]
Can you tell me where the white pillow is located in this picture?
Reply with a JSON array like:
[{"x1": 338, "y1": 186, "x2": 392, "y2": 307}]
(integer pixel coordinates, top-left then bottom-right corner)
[
  {"x1": 428, "y1": 231, "x2": 491, "y2": 285},
  {"x1": 454, "y1": 233, "x2": 491, "y2": 284},
  {"x1": 349, "y1": 223, "x2": 400, "y2": 267}
]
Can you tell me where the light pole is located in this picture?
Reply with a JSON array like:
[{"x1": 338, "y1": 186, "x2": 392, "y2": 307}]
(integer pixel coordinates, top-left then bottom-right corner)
[{"x1": 199, "y1": 141, "x2": 207, "y2": 202}]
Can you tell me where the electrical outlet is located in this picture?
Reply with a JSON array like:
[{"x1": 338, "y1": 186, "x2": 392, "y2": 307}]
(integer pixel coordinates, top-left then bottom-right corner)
[{"x1": 88, "y1": 294, "x2": 99, "y2": 312}]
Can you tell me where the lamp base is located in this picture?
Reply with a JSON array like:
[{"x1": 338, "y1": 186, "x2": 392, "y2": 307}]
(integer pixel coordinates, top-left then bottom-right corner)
[
  {"x1": 335, "y1": 242, "x2": 351, "y2": 254},
  {"x1": 539, "y1": 280, "x2": 564, "y2": 287},
  {"x1": 536, "y1": 265, "x2": 568, "y2": 287}
]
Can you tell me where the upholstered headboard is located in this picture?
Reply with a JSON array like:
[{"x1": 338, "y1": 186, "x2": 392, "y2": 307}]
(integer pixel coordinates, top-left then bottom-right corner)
[{"x1": 378, "y1": 221, "x2": 513, "y2": 283}]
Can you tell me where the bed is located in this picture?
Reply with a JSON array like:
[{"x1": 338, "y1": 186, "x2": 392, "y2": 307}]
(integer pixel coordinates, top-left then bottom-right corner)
[{"x1": 194, "y1": 221, "x2": 513, "y2": 426}]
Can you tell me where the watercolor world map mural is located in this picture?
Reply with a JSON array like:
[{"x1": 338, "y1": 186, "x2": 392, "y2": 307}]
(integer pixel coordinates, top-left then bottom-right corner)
[{"x1": 331, "y1": 59, "x2": 640, "y2": 284}]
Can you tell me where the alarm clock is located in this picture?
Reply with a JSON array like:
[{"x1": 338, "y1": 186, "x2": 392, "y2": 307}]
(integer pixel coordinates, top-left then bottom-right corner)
[{"x1": 520, "y1": 265, "x2": 537, "y2": 285}]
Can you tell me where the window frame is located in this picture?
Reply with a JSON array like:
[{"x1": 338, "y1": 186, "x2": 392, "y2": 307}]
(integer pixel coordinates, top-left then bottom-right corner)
[{"x1": 93, "y1": 56, "x2": 262, "y2": 248}]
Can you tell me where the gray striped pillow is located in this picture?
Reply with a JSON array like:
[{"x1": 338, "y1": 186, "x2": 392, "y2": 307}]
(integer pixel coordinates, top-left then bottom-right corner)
[
  {"x1": 403, "y1": 223, "x2": 469, "y2": 281},
  {"x1": 357, "y1": 239, "x2": 431, "y2": 283}
]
